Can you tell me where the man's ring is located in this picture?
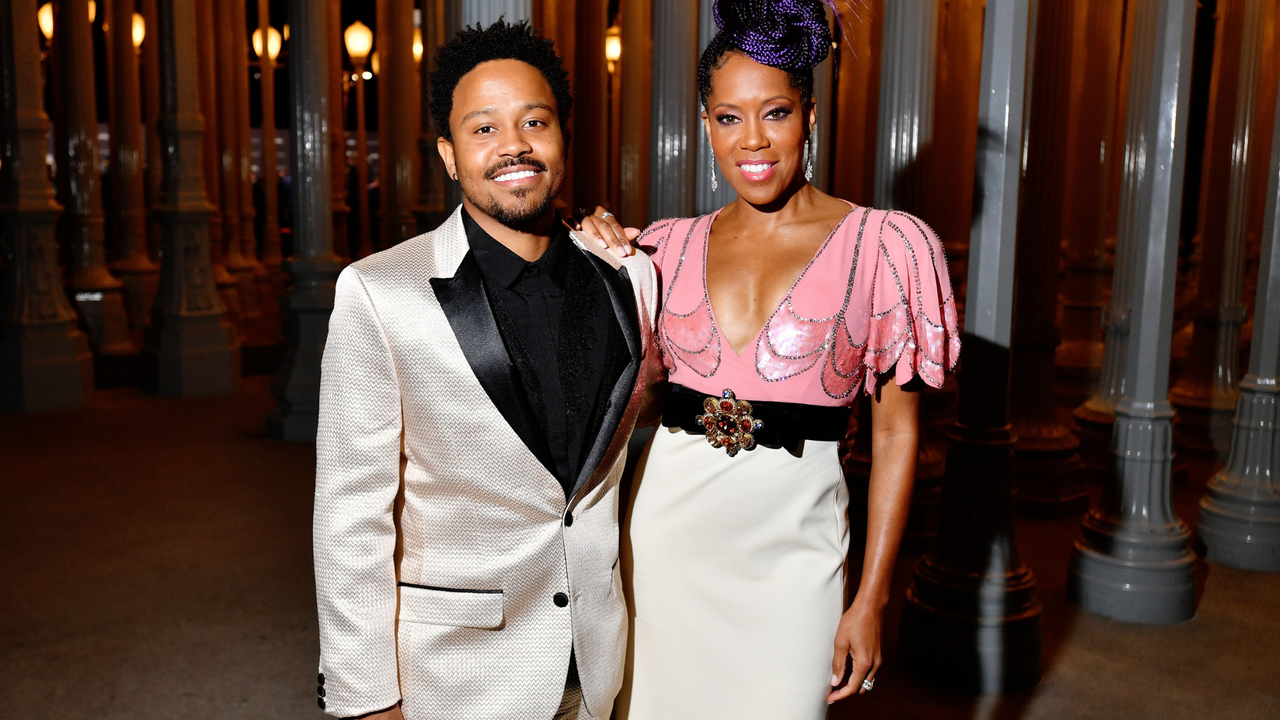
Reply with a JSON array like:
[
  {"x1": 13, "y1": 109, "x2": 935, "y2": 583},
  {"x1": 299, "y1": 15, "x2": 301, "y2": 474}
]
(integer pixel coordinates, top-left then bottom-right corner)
[
  {"x1": 861, "y1": 678, "x2": 875, "y2": 692},
  {"x1": 600, "y1": 211, "x2": 614, "y2": 219}
]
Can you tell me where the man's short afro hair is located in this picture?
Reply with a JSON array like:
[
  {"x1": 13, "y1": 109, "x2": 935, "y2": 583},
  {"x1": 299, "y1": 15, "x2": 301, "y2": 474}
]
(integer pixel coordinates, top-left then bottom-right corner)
[{"x1": 429, "y1": 19, "x2": 573, "y2": 142}]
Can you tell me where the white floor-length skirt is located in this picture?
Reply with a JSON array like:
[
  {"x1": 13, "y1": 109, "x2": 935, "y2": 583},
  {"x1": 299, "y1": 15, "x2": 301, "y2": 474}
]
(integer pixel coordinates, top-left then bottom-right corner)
[{"x1": 617, "y1": 428, "x2": 849, "y2": 720}]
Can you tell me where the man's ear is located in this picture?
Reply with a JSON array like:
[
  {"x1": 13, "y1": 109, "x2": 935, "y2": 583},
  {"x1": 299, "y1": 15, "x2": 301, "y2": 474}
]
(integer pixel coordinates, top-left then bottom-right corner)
[{"x1": 437, "y1": 136, "x2": 457, "y2": 181}]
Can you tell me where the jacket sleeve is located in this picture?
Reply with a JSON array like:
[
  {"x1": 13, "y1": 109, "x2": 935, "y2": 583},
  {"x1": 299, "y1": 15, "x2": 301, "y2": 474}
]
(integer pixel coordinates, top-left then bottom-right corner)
[{"x1": 314, "y1": 265, "x2": 403, "y2": 717}]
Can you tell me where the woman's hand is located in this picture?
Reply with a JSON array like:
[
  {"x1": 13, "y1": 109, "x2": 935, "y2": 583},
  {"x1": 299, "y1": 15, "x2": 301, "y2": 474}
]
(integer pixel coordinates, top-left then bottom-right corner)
[
  {"x1": 827, "y1": 597, "x2": 884, "y2": 704},
  {"x1": 577, "y1": 206, "x2": 639, "y2": 258}
]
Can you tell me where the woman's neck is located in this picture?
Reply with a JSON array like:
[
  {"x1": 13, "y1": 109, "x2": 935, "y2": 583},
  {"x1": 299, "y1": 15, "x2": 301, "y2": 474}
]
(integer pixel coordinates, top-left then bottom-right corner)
[{"x1": 722, "y1": 181, "x2": 825, "y2": 230}]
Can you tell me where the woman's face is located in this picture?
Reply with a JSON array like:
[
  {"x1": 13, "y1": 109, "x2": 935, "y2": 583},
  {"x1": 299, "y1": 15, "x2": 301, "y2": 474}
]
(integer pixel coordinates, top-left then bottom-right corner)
[{"x1": 703, "y1": 52, "x2": 816, "y2": 206}]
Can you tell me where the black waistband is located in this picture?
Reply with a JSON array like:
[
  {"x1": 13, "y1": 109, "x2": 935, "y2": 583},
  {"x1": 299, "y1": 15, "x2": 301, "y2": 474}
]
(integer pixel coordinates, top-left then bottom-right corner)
[{"x1": 662, "y1": 384, "x2": 852, "y2": 456}]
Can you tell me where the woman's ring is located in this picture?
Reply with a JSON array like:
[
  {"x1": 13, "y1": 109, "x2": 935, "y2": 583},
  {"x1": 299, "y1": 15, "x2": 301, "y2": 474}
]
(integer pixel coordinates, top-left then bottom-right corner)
[
  {"x1": 600, "y1": 211, "x2": 614, "y2": 219},
  {"x1": 861, "y1": 678, "x2": 875, "y2": 692}
]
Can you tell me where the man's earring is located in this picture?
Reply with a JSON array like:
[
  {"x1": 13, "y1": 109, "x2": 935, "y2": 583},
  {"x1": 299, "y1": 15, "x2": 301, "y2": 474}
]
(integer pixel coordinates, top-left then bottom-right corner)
[{"x1": 710, "y1": 153, "x2": 718, "y2": 193}]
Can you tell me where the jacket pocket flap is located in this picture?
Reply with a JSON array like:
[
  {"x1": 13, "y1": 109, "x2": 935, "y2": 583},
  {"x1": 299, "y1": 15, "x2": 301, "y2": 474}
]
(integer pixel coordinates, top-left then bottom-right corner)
[{"x1": 398, "y1": 584, "x2": 504, "y2": 629}]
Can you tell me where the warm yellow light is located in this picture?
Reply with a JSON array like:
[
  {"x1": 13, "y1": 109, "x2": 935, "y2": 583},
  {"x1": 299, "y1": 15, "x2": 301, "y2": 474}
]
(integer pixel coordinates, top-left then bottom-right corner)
[
  {"x1": 605, "y1": 26, "x2": 622, "y2": 63},
  {"x1": 371, "y1": 50, "x2": 380, "y2": 76},
  {"x1": 132, "y1": 12, "x2": 145, "y2": 48},
  {"x1": 283, "y1": 24, "x2": 290, "y2": 42},
  {"x1": 38, "y1": 3, "x2": 54, "y2": 40},
  {"x1": 88, "y1": 1, "x2": 96, "y2": 24},
  {"x1": 253, "y1": 26, "x2": 283, "y2": 61},
  {"x1": 413, "y1": 28, "x2": 423, "y2": 64},
  {"x1": 343, "y1": 20, "x2": 373, "y2": 63}
]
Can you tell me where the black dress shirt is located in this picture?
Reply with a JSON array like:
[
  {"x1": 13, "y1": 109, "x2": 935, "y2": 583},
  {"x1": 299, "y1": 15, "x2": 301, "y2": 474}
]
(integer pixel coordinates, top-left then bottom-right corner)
[{"x1": 463, "y1": 209, "x2": 627, "y2": 497}]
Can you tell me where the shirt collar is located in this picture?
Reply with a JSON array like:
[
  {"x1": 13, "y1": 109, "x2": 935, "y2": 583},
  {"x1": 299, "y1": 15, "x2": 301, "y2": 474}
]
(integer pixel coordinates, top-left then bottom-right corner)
[{"x1": 462, "y1": 207, "x2": 571, "y2": 289}]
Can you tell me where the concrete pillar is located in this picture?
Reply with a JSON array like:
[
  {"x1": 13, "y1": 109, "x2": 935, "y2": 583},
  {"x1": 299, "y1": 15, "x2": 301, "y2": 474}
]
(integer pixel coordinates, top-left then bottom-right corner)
[
  {"x1": 194, "y1": 0, "x2": 243, "y2": 336},
  {"x1": 618, "y1": 0, "x2": 652, "y2": 226},
  {"x1": 232, "y1": 0, "x2": 277, "y2": 344},
  {"x1": 462, "y1": 0, "x2": 530, "y2": 28},
  {"x1": 1068, "y1": 0, "x2": 1198, "y2": 625},
  {"x1": 108, "y1": 0, "x2": 159, "y2": 332},
  {"x1": 898, "y1": 0, "x2": 1041, "y2": 692},
  {"x1": 414, "y1": 0, "x2": 449, "y2": 234},
  {"x1": 257, "y1": 0, "x2": 285, "y2": 283},
  {"x1": 215, "y1": 0, "x2": 262, "y2": 343},
  {"x1": 0, "y1": 0, "x2": 94, "y2": 412},
  {"x1": 648, "y1": 0, "x2": 699, "y2": 220},
  {"x1": 872, "y1": 0, "x2": 949, "y2": 541},
  {"x1": 327, "y1": 0, "x2": 352, "y2": 260},
  {"x1": 1171, "y1": 0, "x2": 1265, "y2": 459},
  {"x1": 268, "y1": 0, "x2": 342, "y2": 441},
  {"x1": 57, "y1": 0, "x2": 133, "y2": 355},
  {"x1": 1197, "y1": 56, "x2": 1280, "y2": 573},
  {"x1": 1056, "y1": 0, "x2": 1125, "y2": 408},
  {"x1": 377, "y1": 0, "x2": 419, "y2": 247},
  {"x1": 1010, "y1": 0, "x2": 1085, "y2": 515},
  {"x1": 145, "y1": 0, "x2": 239, "y2": 397}
]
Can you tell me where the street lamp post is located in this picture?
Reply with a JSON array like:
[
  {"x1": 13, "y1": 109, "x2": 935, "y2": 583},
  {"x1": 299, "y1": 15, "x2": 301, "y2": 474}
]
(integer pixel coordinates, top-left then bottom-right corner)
[
  {"x1": 253, "y1": 13, "x2": 285, "y2": 288},
  {"x1": 344, "y1": 21, "x2": 374, "y2": 260}
]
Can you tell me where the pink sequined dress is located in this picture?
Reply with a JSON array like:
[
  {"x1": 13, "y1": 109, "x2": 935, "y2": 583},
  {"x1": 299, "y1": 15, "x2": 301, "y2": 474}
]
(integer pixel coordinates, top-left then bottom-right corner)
[{"x1": 616, "y1": 202, "x2": 959, "y2": 720}]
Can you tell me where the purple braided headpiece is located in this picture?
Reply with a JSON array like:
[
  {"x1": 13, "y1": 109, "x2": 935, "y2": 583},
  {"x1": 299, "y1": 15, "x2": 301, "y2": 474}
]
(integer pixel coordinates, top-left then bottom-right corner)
[{"x1": 713, "y1": 0, "x2": 834, "y2": 72}]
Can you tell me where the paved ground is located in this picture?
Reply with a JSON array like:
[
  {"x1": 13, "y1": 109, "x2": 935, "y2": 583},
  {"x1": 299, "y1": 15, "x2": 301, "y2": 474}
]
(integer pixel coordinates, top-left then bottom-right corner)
[{"x1": 2, "y1": 377, "x2": 1278, "y2": 719}]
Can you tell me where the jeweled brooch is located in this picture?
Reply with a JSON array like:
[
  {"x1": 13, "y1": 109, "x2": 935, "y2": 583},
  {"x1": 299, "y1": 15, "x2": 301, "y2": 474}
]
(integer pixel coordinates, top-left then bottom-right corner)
[{"x1": 696, "y1": 389, "x2": 763, "y2": 457}]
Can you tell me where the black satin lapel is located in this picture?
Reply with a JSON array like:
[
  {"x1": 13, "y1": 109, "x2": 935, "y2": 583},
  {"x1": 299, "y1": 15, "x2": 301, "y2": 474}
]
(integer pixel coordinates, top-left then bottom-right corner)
[
  {"x1": 570, "y1": 254, "x2": 642, "y2": 499},
  {"x1": 430, "y1": 252, "x2": 558, "y2": 477}
]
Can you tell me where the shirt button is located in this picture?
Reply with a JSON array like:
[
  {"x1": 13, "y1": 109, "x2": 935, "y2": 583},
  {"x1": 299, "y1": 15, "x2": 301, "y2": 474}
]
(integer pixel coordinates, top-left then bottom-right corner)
[
  {"x1": 554, "y1": 592, "x2": 569, "y2": 607},
  {"x1": 564, "y1": 511, "x2": 574, "y2": 527}
]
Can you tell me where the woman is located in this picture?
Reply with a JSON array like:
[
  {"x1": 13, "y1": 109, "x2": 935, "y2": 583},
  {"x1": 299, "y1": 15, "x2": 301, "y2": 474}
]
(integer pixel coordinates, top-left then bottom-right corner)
[{"x1": 582, "y1": 1, "x2": 959, "y2": 716}]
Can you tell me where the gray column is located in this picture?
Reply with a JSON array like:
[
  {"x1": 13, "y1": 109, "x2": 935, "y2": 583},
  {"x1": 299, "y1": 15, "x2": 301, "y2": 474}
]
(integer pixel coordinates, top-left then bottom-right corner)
[
  {"x1": 58, "y1": 0, "x2": 133, "y2": 355},
  {"x1": 461, "y1": 0, "x2": 530, "y2": 28},
  {"x1": 694, "y1": 0, "x2": 735, "y2": 215},
  {"x1": 1196, "y1": 56, "x2": 1280, "y2": 572},
  {"x1": 109, "y1": 0, "x2": 160, "y2": 331},
  {"x1": 145, "y1": 0, "x2": 239, "y2": 397},
  {"x1": 269, "y1": 0, "x2": 343, "y2": 441},
  {"x1": 1010, "y1": 0, "x2": 1085, "y2": 515},
  {"x1": 1067, "y1": 0, "x2": 1198, "y2": 625},
  {"x1": 874, "y1": 0, "x2": 936, "y2": 215},
  {"x1": 0, "y1": 0, "x2": 94, "y2": 412},
  {"x1": 870, "y1": 0, "x2": 949, "y2": 540},
  {"x1": 648, "y1": 0, "x2": 699, "y2": 220},
  {"x1": 898, "y1": 0, "x2": 1041, "y2": 692},
  {"x1": 1171, "y1": 0, "x2": 1263, "y2": 458}
]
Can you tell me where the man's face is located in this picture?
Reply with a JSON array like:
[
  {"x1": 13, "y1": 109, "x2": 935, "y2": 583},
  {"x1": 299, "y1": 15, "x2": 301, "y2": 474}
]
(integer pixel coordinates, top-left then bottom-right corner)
[{"x1": 438, "y1": 59, "x2": 567, "y2": 229}]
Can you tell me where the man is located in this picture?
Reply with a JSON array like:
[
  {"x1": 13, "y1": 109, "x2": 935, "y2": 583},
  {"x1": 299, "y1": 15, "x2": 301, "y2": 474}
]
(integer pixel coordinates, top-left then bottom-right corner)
[{"x1": 313, "y1": 20, "x2": 657, "y2": 720}]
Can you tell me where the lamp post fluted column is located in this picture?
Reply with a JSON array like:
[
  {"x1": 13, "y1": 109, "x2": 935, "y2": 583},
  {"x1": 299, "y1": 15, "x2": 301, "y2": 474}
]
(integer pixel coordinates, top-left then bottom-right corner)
[
  {"x1": 1171, "y1": 0, "x2": 1266, "y2": 458},
  {"x1": 376, "y1": 0, "x2": 419, "y2": 248},
  {"x1": 415, "y1": 0, "x2": 448, "y2": 233},
  {"x1": 145, "y1": 0, "x2": 238, "y2": 396},
  {"x1": 269, "y1": 0, "x2": 342, "y2": 441},
  {"x1": 1010, "y1": 0, "x2": 1085, "y2": 515},
  {"x1": 1197, "y1": 54, "x2": 1280, "y2": 572},
  {"x1": 108, "y1": 0, "x2": 159, "y2": 332},
  {"x1": 233, "y1": 0, "x2": 276, "y2": 344},
  {"x1": 0, "y1": 0, "x2": 94, "y2": 411},
  {"x1": 898, "y1": 0, "x2": 1041, "y2": 692},
  {"x1": 1067, "y1": 0, "x2": 1199, "y2": 625},
  {"x1": 256, "y1": 0, "x2": 284, "y2": 285},
  {"x1": 327, "y1": 0, "x2": 350, "y2": 260},
  {"x1": 647, "y1": 0, "x2": 699, "y2": 220},
  {"x1": 57, "y1": 0, "x2": 133, "y2": 355}
]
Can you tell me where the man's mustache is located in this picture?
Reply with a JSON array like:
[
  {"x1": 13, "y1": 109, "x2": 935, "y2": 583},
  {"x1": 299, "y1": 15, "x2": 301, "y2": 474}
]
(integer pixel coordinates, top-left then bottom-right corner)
[{"x1": 484, "y1": 157, "x2": 549, "y2": 180}]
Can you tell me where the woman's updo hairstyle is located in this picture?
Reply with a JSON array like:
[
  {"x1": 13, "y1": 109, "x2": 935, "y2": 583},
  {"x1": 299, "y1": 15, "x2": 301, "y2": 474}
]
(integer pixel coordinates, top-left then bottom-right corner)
[{"x1": 697, "y1": 0, "x2": 833, "y2": 109}]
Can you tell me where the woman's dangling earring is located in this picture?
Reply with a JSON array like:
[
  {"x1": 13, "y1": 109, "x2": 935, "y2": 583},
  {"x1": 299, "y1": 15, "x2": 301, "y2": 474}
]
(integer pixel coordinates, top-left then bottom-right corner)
[
  {"x1": 710, "y1": 153, "x2": 718, "y2": 192},
  {"x1": 805, "y1": 131, "x2": 815, "y2": 183}
]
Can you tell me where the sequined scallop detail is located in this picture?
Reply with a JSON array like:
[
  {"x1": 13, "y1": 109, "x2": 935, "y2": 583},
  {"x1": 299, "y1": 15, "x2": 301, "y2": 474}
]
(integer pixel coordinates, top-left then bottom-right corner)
[{"x1": 638, "y1": 205, "x2": 960, "y2": 405}]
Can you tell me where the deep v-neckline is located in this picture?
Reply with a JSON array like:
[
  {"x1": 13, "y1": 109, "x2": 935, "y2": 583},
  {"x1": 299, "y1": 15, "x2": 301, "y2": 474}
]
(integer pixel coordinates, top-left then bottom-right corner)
[{"x1": 703, "y1": 201, "x2": 858, "y2": 359}]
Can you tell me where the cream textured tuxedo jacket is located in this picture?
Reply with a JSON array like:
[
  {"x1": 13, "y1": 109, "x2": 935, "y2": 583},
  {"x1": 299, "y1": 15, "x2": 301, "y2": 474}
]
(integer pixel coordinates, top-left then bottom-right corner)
[{"x1": 314, "y1": 207, "x2": 659, "y2": 719}]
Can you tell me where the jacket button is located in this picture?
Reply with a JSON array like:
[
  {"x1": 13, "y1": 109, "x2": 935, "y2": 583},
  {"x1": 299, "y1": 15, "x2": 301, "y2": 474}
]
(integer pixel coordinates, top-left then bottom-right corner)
[
  {"x1": 554, "y1": 592, "x2": 569, "y2": 607},
  {"x1": 317, "y1": 697, "x2": 326, "y2": 710},
  {"x1": 317, "y1": 673, "x2": 325, "y2": 686},
  {"x1": 317, "y1": 686, "x2": 326, "y2": 698},
  {"x1": 564, "y1": 511, "x2": 574, "y2": 527}
]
